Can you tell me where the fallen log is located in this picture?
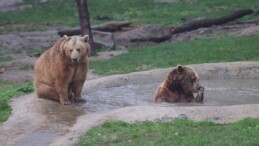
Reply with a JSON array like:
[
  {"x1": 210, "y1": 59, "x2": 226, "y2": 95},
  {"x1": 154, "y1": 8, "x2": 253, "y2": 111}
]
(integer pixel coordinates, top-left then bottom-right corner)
[
  {"x1": 172, "y1": 9, "x2": 254, "y2": 34},
  {"x1": 58, "y1": 28, "x2": 81, "y2": 36},
  {"x1": 58, "y1": 20, "x2": 133, "y2": 36},
  {"x1": 235, "y1": 19, "x2": 259, "y2": 24},
  {"x1": 92, "y1": 20, "x2": 134, "y2": 32}
]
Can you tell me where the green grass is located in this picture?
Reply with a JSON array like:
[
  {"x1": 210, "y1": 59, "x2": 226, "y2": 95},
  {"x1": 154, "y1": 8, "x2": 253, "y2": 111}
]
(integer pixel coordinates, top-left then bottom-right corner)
[
  {"x1": 12, "y1": 48, "x2": 23, "y2": 54},
  {"x1": 0, "y1": 0, "x2": 258, "y2": 29},
  {"x1": 76, "y1": 118, "x2": 259, "y2": 146},
  {"x1": 19, "y1": 64, "x2": 34, "y2": 70},
  {"x1": 0, "y1": 80, "x2": 34, "y2": 124},
  {"x1": 0, "y1": 56, "x2": 13, "y2": 62},
  {"x1": 26, "y1": 48, "x2": 45, "y2": 57},
  {"x1": 90, "y1": 36, "x2": 259, "y2": 75},
  {"x1": 0, "y1": 23, "x2": 49, "y2": 33}
]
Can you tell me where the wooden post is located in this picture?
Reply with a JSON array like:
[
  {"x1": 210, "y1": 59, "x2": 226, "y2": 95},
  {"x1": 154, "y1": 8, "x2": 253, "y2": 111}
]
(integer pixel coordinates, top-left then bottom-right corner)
[{"x1": 75, "y1": 0, "x2": 96, "y2": 55}]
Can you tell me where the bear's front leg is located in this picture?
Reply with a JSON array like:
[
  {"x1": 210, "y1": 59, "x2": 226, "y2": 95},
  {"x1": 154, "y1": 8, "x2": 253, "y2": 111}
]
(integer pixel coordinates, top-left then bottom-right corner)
[
  {"x1": 71, "y1": 80, "x2": 86, "y2": 103},
  {"x1": 55, "y1": 81, "x2": 71, "y2": 105}
]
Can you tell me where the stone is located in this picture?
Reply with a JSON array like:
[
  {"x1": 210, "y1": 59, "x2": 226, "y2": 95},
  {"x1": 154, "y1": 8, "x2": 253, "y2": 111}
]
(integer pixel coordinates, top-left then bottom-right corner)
[
  {"x1": 92, "y1": 30, "x2": 115, "y2": 49},
  {"x1": 115, "y1": 25, "x2": 172, "y2": 43}
]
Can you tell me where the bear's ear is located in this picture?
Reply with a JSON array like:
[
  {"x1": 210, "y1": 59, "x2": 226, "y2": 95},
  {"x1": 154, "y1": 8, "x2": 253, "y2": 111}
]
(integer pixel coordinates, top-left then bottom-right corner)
[
  {"x1": 63, "y1": 35, "x2": 71, "y2": 41},
  {"x1": 82, "y1": 35, "x2": 89, "y2": 42},
  {"x1": 169, "y1": 70, "x2": 178, "y2": 81},
  {"x1": 177, "y1": 65, "x2": 184, "y2": 73}
]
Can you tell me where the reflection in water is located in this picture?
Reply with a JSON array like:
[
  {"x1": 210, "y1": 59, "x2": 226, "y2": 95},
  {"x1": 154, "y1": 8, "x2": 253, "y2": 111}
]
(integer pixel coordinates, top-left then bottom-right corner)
[
  {"x1": 13, "y1": 100, "x2": 86, "y2": 146},
  {"x1": 83, "y1": 79, "x2": 259, "y2": 111},
  {"x1": 37, "y1": 100, "x2": 85, "y2": 125},
  {"x1": 82, "y1": 83, "x2": 158, "y2": 112}
]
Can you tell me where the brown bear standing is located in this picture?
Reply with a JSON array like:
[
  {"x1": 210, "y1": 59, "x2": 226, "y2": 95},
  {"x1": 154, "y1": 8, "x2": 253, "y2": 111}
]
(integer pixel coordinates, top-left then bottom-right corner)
[
  {"x1": 154, "y1": 65, "x2": 204, "y2": 103},
  {"x1": 34, "y1": 35, "x2": 90, "y2": 105}
]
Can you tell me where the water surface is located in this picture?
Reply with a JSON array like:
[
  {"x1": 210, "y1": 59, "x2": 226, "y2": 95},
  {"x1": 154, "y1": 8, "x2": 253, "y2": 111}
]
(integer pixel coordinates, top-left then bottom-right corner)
[{"x1": 82, "y1": 79, "x2": 259, "y2": 111}]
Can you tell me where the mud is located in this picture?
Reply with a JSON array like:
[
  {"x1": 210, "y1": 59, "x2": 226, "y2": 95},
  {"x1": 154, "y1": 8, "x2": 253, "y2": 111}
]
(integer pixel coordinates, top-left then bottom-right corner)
[{"x1": 1, "y1": 62, "x2": 259, "y2": 146}]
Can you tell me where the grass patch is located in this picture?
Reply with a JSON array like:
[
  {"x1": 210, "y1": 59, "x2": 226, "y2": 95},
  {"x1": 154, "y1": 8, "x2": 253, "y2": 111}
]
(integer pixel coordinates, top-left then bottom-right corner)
[
  {"x1": 0, "y1": 0, "x2": 258, "y2": 28},
  {"x1": 0, "y1": 56, "x2": 13, "y2": 62},
  {"x1": 19, "y1": 64, "x2": 34, "y2": 70},
  {"x1": 0, "y1": 0, "x2": 77, "y2": 26},
  {"x1": 0, "y1": 24, "x2": 49, "y2": 33},
  {"x1": 26, "y1": 48, "x2": 44, "y2": 57},
  {"x1": 12, "y1": 48, "x2": 23, "y2": 54},
  {"x1": 76, "y1": 118, "x2": 259, "y2": 146},
  {"x1": 0, "y1": 80, "x2": 34, "y2": 124},
  {"x1": 90, "y1": 36, "x2": 259, "y2": 75}
]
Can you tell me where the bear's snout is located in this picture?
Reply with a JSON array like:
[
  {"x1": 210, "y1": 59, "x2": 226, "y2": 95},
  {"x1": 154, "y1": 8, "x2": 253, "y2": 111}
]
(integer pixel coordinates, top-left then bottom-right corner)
[
  {"x1": 192, "y1": 83, "x2": 201, "y2": 93},
  {"x1": 71, "y1": 50, "x2": 79, "y2": 63},
  {"x1": 72, "y1": 58, "x2": 78, "y2": 62}
]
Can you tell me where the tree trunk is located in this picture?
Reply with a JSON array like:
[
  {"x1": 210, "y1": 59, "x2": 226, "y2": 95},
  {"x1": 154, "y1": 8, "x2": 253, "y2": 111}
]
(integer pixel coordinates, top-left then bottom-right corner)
[{"x1": 75, "y1": 0, "x2": 96, "y2": 55}]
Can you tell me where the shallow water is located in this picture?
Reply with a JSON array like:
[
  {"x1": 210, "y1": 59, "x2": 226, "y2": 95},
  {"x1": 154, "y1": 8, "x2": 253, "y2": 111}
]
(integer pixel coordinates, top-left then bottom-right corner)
[
  {"x1": 200, "y1": 79, "x2": 259, "y2": 106},
  {"x1": 11, "y1": 79, "x2": 259, "y2": 146},
  {"x1": 82, "y1": 79, "x2": 259, "y2": 111}
]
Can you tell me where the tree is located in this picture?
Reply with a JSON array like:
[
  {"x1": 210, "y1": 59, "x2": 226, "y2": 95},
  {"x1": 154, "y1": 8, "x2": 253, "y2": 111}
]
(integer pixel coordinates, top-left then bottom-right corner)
[{"x1": 75, "y1": 0, "x2": 96, "y2": 55}]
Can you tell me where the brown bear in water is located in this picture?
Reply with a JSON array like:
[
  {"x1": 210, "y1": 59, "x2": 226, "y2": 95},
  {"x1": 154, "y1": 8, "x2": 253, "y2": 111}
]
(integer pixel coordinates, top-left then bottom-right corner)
[
  {"x1": 34, "y1": 35, "x2": 90, "y2": 105},
  {"x1": 154, "y1": 65, "x2": 204, "y2": 103}
]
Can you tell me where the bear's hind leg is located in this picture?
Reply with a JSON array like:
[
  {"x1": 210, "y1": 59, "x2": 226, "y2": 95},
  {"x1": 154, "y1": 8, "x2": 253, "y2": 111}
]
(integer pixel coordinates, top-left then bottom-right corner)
[
  {"x1": 71, "y1": 81, "x2": 86, "y2": 103},
  {"x1": 36, "y1": 83, "x2": 60, "y2": 102},
  {"x1": 68, "y1": 87, "x2": 75, "y2": 103}
]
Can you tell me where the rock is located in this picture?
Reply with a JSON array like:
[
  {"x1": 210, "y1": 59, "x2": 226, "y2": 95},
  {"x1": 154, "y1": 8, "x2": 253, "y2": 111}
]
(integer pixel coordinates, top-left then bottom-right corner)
[
  {"x1": 115, "y1": 25, "x2": 172, "y2": 43},
  {"x1": 177, "y1": 114, "x2": 188, "y2": 120},
  {"x1": 0, "y1": 67, "x2": 5, "y2": 73},
  {"x1": 92, "y1": 30, "x2": 115, "y2": 49}
]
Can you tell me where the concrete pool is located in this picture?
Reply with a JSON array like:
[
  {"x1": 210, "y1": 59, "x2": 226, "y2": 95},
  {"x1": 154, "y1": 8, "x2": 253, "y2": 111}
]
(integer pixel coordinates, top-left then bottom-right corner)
[{"x1": 1, "y1": 61, "x2": 259, "y2": 146}]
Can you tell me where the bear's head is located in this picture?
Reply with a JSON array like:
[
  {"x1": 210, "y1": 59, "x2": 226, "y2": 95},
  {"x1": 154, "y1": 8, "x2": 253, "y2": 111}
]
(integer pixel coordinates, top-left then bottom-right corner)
[
  {"x1": 167, "y1": 65, "x2": 201, "y2": 94},
  {"x1": 62, "y1": 35, "x2": 90, "y2": 63}
]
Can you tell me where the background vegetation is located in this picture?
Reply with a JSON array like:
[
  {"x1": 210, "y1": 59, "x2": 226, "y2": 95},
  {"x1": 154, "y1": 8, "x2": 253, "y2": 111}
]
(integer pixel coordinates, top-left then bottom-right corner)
[
  {"x1": 91, "y1": 35, "x2": 259, "y2": 75},
  {"x1": 0, "y1": 0, "x2": 258, "y2": 30}
]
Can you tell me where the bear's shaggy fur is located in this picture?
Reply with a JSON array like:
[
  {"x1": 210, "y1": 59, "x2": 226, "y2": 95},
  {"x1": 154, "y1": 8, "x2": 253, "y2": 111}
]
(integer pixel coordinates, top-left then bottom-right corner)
[
  {"x1": 154, "y1": 65, "x2": 204, "y2": 103},
  {"x1": 34, "y1": 35, "x2": 90, "y2": 105}
]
